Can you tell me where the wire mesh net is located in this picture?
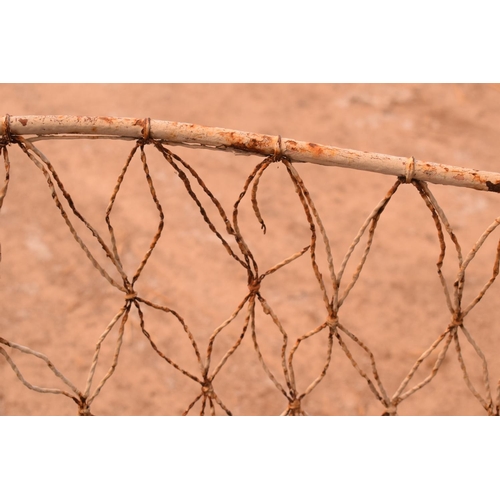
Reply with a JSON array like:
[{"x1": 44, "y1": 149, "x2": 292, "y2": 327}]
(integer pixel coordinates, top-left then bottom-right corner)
[{"x1": 1, "y1": 115, "x2": 499, "y2": 416}]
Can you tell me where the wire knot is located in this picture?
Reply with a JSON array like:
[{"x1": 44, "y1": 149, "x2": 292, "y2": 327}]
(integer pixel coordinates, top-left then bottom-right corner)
[
  {"x1": 326, "y1": 313, "x2": 339, "y2": 329},
  {"x1": 1, "y1": 114, "x2": 13, "y2": 146},
  {"x1": 201, "y1": 381, "x2": 215, "y2": 398},
  {"x1": 382, "y1": 403, "x2": 398, "y2": 416},
  {"x1": 125, "y1": 288, "x2": 138, "y2": 301},
  {"x1": 78, "y1": 398, "x2": 93, "y2": 416},
  {"x1": 450, "y1": 310, "x2": 463, "y2": 329},
  {"x1": 285, "y1": 398, "x2": 304, "y2": 415},
  {"x1": 248, "y1": 277, "x2": 261, "y2": 294}
]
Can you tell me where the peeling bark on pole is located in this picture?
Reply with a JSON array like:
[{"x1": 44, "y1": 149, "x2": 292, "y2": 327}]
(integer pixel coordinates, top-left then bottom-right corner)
[{"x1": 3, "y1": 114, "x2": 500, "y2": 193}]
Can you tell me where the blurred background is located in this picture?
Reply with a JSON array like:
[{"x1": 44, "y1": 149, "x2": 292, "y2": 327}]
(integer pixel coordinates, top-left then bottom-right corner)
[{"x1": 1, "y1": 83, "x2": 500, "y2": 415}]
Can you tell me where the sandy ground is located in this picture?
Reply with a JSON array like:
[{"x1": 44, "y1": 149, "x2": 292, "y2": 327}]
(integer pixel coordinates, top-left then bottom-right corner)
[{"x1": 1, "y1": 83, "x2": 500, "y2": 416}]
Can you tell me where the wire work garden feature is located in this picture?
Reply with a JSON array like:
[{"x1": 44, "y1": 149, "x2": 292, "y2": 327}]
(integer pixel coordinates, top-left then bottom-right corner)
[{"x1": 1, "y1": 115, "x2": 500, "y2": 416}]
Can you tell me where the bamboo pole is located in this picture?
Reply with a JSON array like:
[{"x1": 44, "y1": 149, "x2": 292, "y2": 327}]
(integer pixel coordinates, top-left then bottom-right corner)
[{"x1": 3, "y1": 114, "x2": 500, "y2": 193}]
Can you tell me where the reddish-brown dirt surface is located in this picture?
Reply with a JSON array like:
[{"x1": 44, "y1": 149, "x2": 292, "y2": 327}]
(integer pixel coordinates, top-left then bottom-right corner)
[{"x1": 2, "y1": 84, "x2": 500, "y2": 416}]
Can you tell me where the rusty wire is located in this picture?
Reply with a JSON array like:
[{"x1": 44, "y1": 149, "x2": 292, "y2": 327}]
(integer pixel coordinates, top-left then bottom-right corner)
[{"x1": 1, "y1": 125, "x2": 500, "y2": 416}]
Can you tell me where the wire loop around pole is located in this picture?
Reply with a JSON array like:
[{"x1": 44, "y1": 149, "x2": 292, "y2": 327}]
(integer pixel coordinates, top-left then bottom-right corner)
[
  {"x1": 142, "y1": 117, "x2": 152, "y2": 143},
  {"x1": 1, "y1": 114, "x2": 13, "y2": 145},
  {"x1": 405, "y1": 156, "x2": 415, "y2": 183},
  {"x1": 273, "y1": 135, "x2": 284, "y2": 161}
]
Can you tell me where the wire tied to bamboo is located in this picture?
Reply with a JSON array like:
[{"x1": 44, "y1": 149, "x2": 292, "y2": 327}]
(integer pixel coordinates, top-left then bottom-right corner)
[
  {"x1": 141, "y1": 117, "x2": 152, "y2": 144},
  {"x1": 405, "y1": 156, "x2": 416, "y2": 184},
  {"x1": 272, "y1": 135, "x2": 284, "y2": 162},
  {"x1": 1, "y1": 114, "x2": 13, "y2": 146}
]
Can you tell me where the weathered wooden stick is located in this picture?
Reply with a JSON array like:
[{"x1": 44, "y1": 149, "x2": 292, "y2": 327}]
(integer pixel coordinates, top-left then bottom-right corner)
[{"x1": 3, "y1": 114, "x2": 500, "y2": 192}]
